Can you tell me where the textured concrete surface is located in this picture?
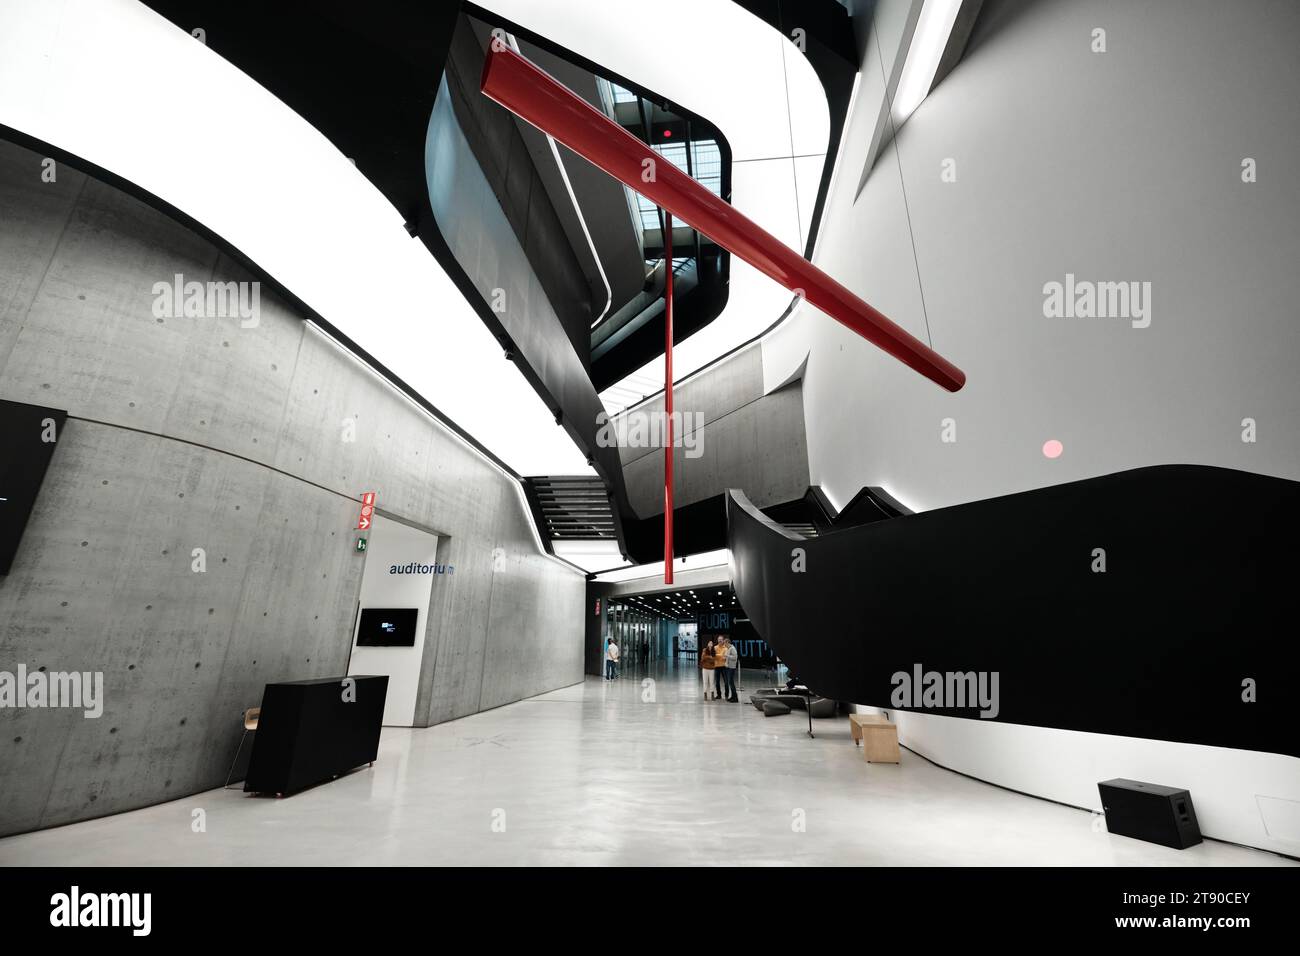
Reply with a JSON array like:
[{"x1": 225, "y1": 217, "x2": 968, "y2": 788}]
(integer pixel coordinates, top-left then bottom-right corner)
[
  {"x1": 617, "y1": 346, "x2": 811, "y2": 517},
  {"x1": 0, "y1": 662, "x2": 1292, "y2": 867},
  {"x1": 0, "y1": 139, "x2": 585, "y2": 837}
]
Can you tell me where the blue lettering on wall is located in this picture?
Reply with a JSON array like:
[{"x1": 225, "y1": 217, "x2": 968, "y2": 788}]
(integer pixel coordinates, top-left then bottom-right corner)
[{"x1": 388, "y1": 563, "x2": 454, "y2": 575}]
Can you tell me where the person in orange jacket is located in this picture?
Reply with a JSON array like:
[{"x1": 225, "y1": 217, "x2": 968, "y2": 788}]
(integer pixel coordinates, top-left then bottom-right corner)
[{"x1": 700, "y1": 639, "x2": 720, "y2": 700}]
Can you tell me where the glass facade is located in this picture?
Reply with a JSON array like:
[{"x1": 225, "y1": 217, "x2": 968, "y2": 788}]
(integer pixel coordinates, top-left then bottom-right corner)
[{"x1": 635, "y1": 140, "x2": 722, "y2": 230}]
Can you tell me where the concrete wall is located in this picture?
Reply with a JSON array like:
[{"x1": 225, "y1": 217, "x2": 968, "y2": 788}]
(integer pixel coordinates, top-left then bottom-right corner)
[
  {"x1": 615, "y1": 346, "x2": 811, "y2": 518},
  {"x1": 0, "y1": 139, "x2": 585, "y2": 837}
]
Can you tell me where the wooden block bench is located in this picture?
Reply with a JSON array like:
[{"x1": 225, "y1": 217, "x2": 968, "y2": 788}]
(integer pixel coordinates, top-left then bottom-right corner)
[
  {"x1": 849, "y1": 713, "x2": 890, "y2": 745},
  {"x1": 849, "y1": 714, "x2": 900, "y2": 763}
]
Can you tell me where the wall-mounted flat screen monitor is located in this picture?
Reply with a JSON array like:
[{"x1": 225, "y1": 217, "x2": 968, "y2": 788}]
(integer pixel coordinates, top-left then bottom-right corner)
[
  {"x1": 0, "y1": 401, "x2": 68, "y2": 575},
  {"x1": 356, "y1": 608, "x2": 419, "y2": 647}
]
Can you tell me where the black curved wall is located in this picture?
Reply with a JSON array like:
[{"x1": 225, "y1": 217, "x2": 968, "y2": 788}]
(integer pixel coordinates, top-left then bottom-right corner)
[{"x1": 728, "y1": 465, "x2": 1299, "y2": 759}]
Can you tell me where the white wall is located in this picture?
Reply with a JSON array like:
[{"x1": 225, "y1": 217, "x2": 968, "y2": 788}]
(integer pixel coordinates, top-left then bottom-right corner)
[
  {"x1": 765, "y1": 0, "x2": 1300, "y2": 514},
  {"x1": 348, "y1": 516, "x2": 440, "y2": 726},
  {"x1": 769, "y1": 0, "x2": 1300, "y2": 854},
  {"x1": 853, "y1": 705, "x2": 1300, "y2": 853}
]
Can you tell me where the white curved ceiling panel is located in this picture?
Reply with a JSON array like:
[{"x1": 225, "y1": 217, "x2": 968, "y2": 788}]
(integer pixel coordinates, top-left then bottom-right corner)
[{"x1": 0, "y1": 0, "x2": 591, "y2": 477}]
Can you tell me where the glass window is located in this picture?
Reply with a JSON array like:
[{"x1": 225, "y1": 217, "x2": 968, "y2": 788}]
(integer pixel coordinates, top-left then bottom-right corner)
[
  {"x1": 634, "y1": 139, "x2": 721, "y2": 232},
  {"x1": 610, "y1": 84, "x2": 638, "y2": 104}
]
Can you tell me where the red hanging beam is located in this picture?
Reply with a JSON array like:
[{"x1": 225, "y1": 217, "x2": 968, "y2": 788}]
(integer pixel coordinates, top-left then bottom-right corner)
[
  {"x1": 664, "y1": 213, "x2": 674, "y2": 584},
  {"x1": 480, "y1": 43, "x2": 966, "y2": 392}
]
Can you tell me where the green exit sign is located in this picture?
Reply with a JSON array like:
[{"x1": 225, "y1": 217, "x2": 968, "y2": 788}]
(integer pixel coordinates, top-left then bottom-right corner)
[{"x1": 355, "y1": 537, "x2": 368, "y2": 553}]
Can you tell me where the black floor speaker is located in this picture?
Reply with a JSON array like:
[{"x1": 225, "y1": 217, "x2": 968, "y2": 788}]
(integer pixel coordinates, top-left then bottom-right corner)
[{"x1": 1098, "y1": 778, "x2": 1202, "y2": 849}]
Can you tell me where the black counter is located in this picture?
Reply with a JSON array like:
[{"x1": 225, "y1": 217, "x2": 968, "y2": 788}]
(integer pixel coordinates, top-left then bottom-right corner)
[{"x1": 244, "y1": 675, "x2": 388, "y2": 796}]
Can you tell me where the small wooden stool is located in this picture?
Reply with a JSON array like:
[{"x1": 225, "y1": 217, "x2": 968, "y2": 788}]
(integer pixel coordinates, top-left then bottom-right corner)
[
  {"x1": 849, "y1": 713, "x2": 890, "y2": 746},
  {"x1": 861, "y1": 722, "x2": 900, "y2": 764}
]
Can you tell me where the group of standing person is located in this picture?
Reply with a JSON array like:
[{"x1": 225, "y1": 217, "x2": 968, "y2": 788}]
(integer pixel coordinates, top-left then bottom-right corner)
[{"x1": 700, "y1": 636, "x2": 739, "y2": 702}]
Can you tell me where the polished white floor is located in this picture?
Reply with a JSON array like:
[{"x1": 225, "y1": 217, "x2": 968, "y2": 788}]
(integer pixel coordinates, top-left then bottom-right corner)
[{"x1": 1, "y1": 662, "x2": 1293, "y2": 866}]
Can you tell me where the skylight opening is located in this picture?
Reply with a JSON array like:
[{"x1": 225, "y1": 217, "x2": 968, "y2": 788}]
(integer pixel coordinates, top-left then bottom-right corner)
[{"x1": 635, "y1": 139, "x2": 721, "y2": 231}]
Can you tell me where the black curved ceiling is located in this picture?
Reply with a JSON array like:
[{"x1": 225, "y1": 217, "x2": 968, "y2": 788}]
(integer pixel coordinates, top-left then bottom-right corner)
[{"x1": 441, "y1": 10, "x2": 734, "y2": 392}]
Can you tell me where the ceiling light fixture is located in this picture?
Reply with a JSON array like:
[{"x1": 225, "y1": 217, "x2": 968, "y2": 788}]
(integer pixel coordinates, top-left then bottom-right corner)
[{"x1": 891, "y1": 0, "x2": 964, "y2": 128}]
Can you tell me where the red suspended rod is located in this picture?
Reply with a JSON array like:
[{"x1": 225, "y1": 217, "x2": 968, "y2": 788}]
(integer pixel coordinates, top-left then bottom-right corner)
[
  {"x1": 480, "y1": 43, "x2": 966, "y2": 392},
  {"x1": 664, "y1": 212, "x2": 674, "y2": 584}
]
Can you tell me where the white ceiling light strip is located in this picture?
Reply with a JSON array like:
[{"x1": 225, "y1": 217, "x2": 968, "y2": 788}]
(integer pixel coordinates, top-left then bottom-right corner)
[
  {"x1": 890, "y1": 0, "x2": 964, "y2": 127},
  {"x1": 592, "y1": 549, "x2": 731, "y2": 584}
]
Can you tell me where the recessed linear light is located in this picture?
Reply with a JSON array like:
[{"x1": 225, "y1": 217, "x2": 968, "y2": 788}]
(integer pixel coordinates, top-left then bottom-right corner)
[{"x1": 891, "y1": 0, "x2": 964, "y2": 128}]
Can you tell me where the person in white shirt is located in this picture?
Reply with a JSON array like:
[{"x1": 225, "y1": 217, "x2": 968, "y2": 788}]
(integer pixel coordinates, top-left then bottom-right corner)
[
  {"x1": 720, "y1": 636, "x2": 739, "y2": 702},
  {"x1": 605, "y1": 639, "x2": 620, "y2": 680}
]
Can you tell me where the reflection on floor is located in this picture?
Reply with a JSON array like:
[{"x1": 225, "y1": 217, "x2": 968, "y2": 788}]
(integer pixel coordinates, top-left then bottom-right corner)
[{"x1": 0, "y1": 661, "x2": 1293, "y2": 866}]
